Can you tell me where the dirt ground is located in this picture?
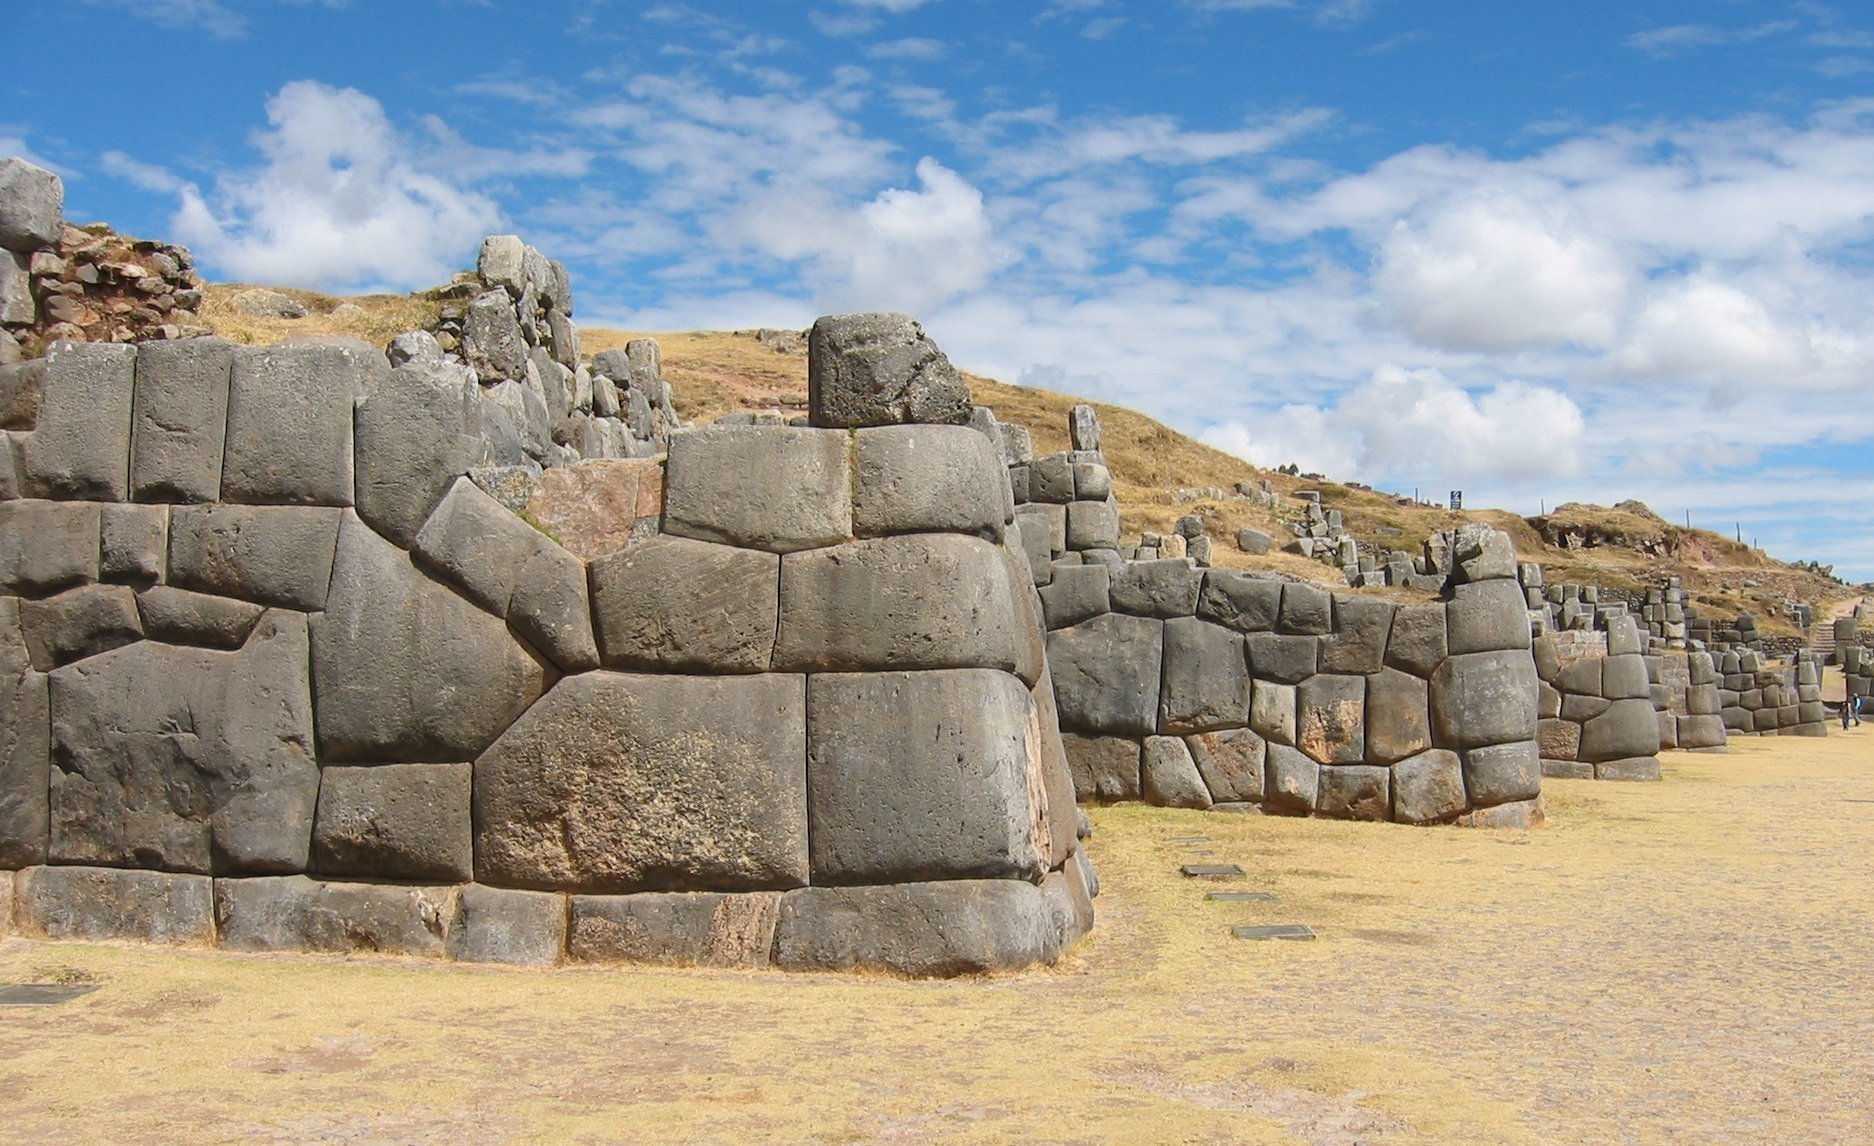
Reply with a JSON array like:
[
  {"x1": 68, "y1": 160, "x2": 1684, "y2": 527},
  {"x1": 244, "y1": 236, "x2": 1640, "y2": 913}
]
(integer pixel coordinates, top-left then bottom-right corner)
[{"x1": 3, "y1": 731, "x2": 1871, "y2": 1144}]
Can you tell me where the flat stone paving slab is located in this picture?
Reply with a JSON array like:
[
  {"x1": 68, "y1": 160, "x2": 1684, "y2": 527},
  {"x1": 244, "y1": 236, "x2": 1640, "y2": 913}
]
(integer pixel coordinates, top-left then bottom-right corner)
[
  {"x1": 0, "y1": 984, "x2": 99, "y2": 1006},
  {"x1": 1181, "y1": 863, "x2": 1244, "y2": 879},
  {"x1": 1232, "y1": 924, "x2": 1316, "y2": 941},
  {"x1": 1168, "y1": 836, "x2": 1210, "y2": 843},
  {"x1": 1206, "y1": 891, "x2": 1279, "y2": 903}
]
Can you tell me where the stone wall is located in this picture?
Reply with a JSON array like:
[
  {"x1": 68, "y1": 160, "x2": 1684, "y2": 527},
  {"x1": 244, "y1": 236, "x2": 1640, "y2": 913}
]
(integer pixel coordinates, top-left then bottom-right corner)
[
  {"x1": 1715, "y1": 649, "x2": 1829, "y2": 737},
  {"x1": 0, "y1": 310, "x2": 1094, "y2": 977},
  {"x1": 1532, "y1": 620, "x2": 1663, "y2": 781},
  {"x1": 1648, "y1": 652, "x2": 1727, "y2": 752}
]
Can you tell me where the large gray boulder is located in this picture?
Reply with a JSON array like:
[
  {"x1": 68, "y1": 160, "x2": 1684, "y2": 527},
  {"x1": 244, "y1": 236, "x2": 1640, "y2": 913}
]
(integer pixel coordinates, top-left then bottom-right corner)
[
  {"x1": 473, "y1": 672, "x2": 809, "y2": 893},
  {"x1": 807, "y1": 312, "x2": 971, "y2": 429},
  {"x1": 16, "y1": 342, "x2": 136, "y2": 501},
  {"x1": 461, "y1": 289, "x2": 529, "y2": 382},
  {"x1": 48, "y1": 610, "x2": 318, "y2": 874},
  {"x1": 99, "y1": 503, "x2": 165, "y2": 584},
  {"x1": 568, "y1": 891, "x2": 781, "y2": 967},
  {"x1": 1142, "y1": 735, "x2": 1211, "y2": 809},
  {"x1": 130, "y1": 338, "x2": 233, "y2": 504},
  {"x1": 0, "y1": 357, "x2": 42, "y2": 428},
  {"x1": 412, "y1": 476, "x2": 545, "y2": 616},
  {"x1": 774, "y1": 534, "x2": 1020, "y2": 673},
  {"x1": 354, "y1": 357, "x2": 487, "y2": 548},
  {"x1": 214, "y1": 876, "x2": 451, "y2": 956},
  {"x1": 1186, "y1": 727, "x2": 1265, "y2": 803},
  {"x1": 1109, "y1": 559, "x2": 1203, "y2": 618},
  {"x1": 14, "y1": 865, "x2": 214, "y2": 945},
  {"x1": 1265, "y1": 743, "x2": 1320, "y2": 811},
  {"x1": 507, "y1": 543, "x2": 599, "y2": 672},
  {"x1": 1364, "y1": 667, "x2": 1431, "y2": 764},
  {"x1": 851, "y1": 424, "x2": 1004, "y2": 539},
  {"x1": 167, "y1": 504, "x2": 342, "y2": 612},
  {"x1": 1158, "y1": 617, "x2": 1249, "y2": 733},
  {"x1": 1320, "y1": 594, "x2": 1393, "y2": 675},
  {"x1": 312, "y1": 763, "x2": 473, "y2": 883},
  {"x1": 0, "y1": 500, "x2": 99, "y2": 596},
  {"x1": 1447, "y1": 579, "x2": 1533, "y2": 654},
  {"x1": 1431, "y1": 649, "x2": 1539, "y2": 748},
  {"x1": 1391, "y1": 748, "x2": 1467, "y2": 824},
  {"x1": 1578, "y1": 698, "x2": 1661, "y2": 762},
  {"x1": 1065, "y1": 501, "x2": 1120, "y2": 550},
  {"x1": 312, "y1": 513, "x2": 547, "y2": 762},
  {"x1": 1245, "y1": 632, "x2": 1318, "y2": 685},
  {"x1": 1249, "y1": 680, "x2": 1297, "y2": 745},
  {"x1": 1462, "y1": 740, "x2": 1542, "y2": 806},
  {"x1": 771, "y1": 879, "x2": 1065, "y2": 976},
  {"x1": 1038, "y1": 563, "x2": 1111, "y2": 630},
  {"x1": 222, "y1": 342, "x2": 372, "y2": 506},
  {"x1": 591, "y1": 535, "x2": 778, "y2": 673},
  {"x1": 447, "y1": 884, "x2": 567, "y2": 966},
  {"x1": 807, "y1": 670, "x2": 1047, "y2": 884},
  {"x1": 1385, "y1": 602, "x2": 1449, "y2": 677},
  {"x1": 1048, "y1": 612, "x2": 1164, "y2": 735},
  {"x1": 0, "y1": 158, "x2": 63, "y2": 252},
  {"x1": 1317, "y1": 765, "x2": 1390, "y2": 820},
  {"x1": 664, "y1": 425, "x2": 853, "y2": 553},
  {"x1": 1277, "y1": 583, "x2": 1333, "y2": 635},
  {"x1": 1060, "y1": 734, "x2": 1141, "y2": 801}
]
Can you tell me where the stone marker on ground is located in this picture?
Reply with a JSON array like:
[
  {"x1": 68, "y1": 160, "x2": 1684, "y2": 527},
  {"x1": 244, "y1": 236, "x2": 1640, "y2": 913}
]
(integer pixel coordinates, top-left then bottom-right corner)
[
  {"x1": 1181, "y1": 863, "x2": 1245, "y2": 879},
  {"x1": 1232, "y1": 924, "x2": 1316, "y2": 941}
]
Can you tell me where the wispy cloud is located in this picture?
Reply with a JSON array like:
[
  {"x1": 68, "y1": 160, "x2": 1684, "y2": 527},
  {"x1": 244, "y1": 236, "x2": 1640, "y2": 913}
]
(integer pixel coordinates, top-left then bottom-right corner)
[{"x1": 1625, "y1": 20, "x2": 1798, "y2": 57}]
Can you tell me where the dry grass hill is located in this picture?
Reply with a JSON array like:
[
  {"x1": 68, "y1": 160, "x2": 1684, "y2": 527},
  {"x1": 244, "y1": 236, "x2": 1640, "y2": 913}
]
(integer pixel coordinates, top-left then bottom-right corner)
[{"x1": 198, "y1": 283, "x2": 1854, "y2": 636}]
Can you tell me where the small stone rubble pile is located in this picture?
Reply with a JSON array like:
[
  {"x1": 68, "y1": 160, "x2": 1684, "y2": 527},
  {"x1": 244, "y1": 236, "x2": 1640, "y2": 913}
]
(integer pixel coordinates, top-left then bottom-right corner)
[
  {"x1": 1, "y1": 159, "x2": 206, "y2": 364},
  {"x1": 0, "y1": 309, "x2": 1092, "y2": 977},
  {"x1": 420, "y1": 235, "x2": 672, "y2": 471}
]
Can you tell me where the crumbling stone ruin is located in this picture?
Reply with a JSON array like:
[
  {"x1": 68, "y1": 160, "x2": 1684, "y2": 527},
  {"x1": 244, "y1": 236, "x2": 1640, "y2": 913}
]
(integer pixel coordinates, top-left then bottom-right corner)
[{"x1": 1, "y1": 159, "x2": 206, "y2": 364}]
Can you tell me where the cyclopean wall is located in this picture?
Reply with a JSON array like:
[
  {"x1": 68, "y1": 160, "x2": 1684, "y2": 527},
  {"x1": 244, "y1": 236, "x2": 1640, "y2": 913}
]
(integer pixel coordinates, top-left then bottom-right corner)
[
  {"x1": 1005, "y1": 413, "x2": 1545, "y2": 829},
  {"x1": 1533, "y1": 620, "x2": 1664, "y2": 781},
  {"x1": 1714, "y1": 649, "x2": 1829, "y2": 737},
  {"x1": 0, "y1": 313, "x2": 1093, "y2": 978}
]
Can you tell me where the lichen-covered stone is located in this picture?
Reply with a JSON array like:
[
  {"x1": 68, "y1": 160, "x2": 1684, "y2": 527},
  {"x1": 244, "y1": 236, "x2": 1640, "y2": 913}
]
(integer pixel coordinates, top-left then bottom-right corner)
[
  {"x1": 447, "y1": 884, "x2": 567, "y2": 966},
  {"x1": 1061, "y1": 733, "x2": 1142, "y2": 801},
  {"x1": 1142, "y1": 735, "x2": 1211, "y2": 809},
  {"x1": 1186, "y1": 727, "x2": 1266, "y2": 804},
  {"x1": 354, "y1": 357, "x2": 487, "y2": 548},
  {"x1": 1391, "y1": 749, "x2": 1467, "y2": 824},
  {"x1": 214, "y1": 875, "x2": 451, "y2": 956},
  {"x1": 569, "y1": 891, "x2": 781, "y2": 967}
]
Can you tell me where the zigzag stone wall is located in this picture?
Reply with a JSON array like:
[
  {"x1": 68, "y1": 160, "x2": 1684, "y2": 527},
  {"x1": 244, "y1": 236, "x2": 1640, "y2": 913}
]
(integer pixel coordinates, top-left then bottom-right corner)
[{"x1": 0, "y1": 312, "x2": 1094, "y2": 977}]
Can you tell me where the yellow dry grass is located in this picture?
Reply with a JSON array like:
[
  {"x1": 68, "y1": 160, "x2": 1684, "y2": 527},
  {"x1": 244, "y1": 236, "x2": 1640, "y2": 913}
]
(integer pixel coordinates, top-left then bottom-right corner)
[{"x1": 4, "y1": 732, "x2": 1872, "y2": 1143}]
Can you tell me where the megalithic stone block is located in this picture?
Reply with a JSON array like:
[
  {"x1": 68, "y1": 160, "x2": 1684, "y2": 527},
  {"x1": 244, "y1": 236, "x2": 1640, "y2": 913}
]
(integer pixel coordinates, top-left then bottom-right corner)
[
  {"x1": 807, "y1": 312, "x2": 972, "y2": 429},
  {"x1": 16, "y1": 342, "x2": 136, "y2": 502}
]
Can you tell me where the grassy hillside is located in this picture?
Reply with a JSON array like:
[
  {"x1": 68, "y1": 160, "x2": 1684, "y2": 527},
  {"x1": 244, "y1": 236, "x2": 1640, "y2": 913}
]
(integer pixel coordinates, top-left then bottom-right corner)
[{"x1": 197, "y1": 283, "x2": 1852, "y2": 628}]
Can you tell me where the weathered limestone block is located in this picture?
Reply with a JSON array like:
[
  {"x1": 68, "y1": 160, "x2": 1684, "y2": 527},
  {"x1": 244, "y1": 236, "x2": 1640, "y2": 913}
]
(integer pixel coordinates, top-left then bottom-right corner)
[
  {"x1": 1142, "y1": 735, "x2": 1211, "y2": 809},
  {"x1": 1265, "y1": 743, "x2": 1319, "y2": 812},
  {"x1": 167, "y1": 504, "x2": 342, "y2": 611},
  {"x1": 808, "y1": 313, "x2": 971, "y2": 429},
  {"x1": 222, "y1": 342, "x2": 372, "y2": 506},
  {"x1": 214, "y1": 876, "x2": 451, "y2": 956},
  {"x1": 1246, "y1": 632, "x2": 1318, "y2": 685},
  {"x1": 48, "y1": 611, "x2": 318, "y2": 875},
  {"x1": 1606, "y1": 615, "x2": 1643, "y2": 657},
  {"x1": 17, "y1": 342, "x2": 136, "y2": 501},
  {"x1": 313, "y1": 514, "x2": 547, "y2": 762},
  {"x1": 354, "y1": 357, "x2": 487, "y2": 548},
  {"x1": 508, "y1": 544, "x2": 599, "y2": 672},
  {"x1": 1321, "y1": 594, "x2": 1393, "y2": 675},
  {"x1": 446, "y1": 885, "x2": 567, "y2": 966},
  {"x1": 1678, "y1": 713, "x2": 1726, "y2": 749},
  {"x1": 590, "y1": 535, "x2": 778, "y2": 673},
  {"x1": 1561, "y1": 692, "x2": 1610, "y2": 723},
  {"x1": 1250, "y1": 680, "x2": 1297, "y2": 745},
  {"x1": 1316, "y1": 765, "x2": 1390, "y2": 821},
  {"x1": 1446, "y1": 579, "x2": 1532, "y2": 655},
  {"x1": 136, "y1": 586, "x2": 263, "y2": 649},
  {"x1": 852, "y1": 424, "x2": 1003, "y2": 539},
  {"x1": 312, "y1": 763, "x2": 473, "y2": 883},
  {"x1": 18, "y1": 584, "x2": 142, "y2": 669},
  {"x1": 772, "y1": 879, "x2": 1065, "y2": 976},
  {"x1": 1391, "y1": 749, "x2": 1467, "y2": 824},
  {"x1": 130, "y1": 338, "x2": 232, "y2": 504},
  {"x1": 474, "y1": 672, "x2": 809, "y2": 893},
  {"x1": 664, "y1": 425, "x2": 852, "y2": 553},
  {"x1": 99, "y1": 503, "x2": 166, "y2": 584},
  {"x1": 1538, "y1": 681, "x2": 1563, "y2": 719},
  {"x1": 1600, "y1": 655, "x2": 1652, "y2": 701},
  {"x1": 15, "y1": 865, "x2": 214, "y2": 944},
  {"x1": 0, "y1": 157, "x2": 64, "y2": 252},
  {"x1": 1061, "y1": 734, "x2": 1141, "y2": 801},
  {"x1": 1462, "y1": 740, "x2": 1542, "y2": 806},
  {"x1": 1186, "y1": 727, "x2": 1266, "y2": 804},
  {"x1": 1108, "y1": 560, "x2": 1203, "y2": 621},
  {"x1": 0, "y1": 252, "x2": 28, "y2": 328},
  {"x1": 1065, "y1": 500, "x2": 1120, "y2": 550},
  {"x1": 1198, "y1": 571, "x2": 1282, "y2": 633},
  {"x1": 1297, "y1": 673, "x2": 1366, "y2": 764},
  {"x1": 808, "y1": 670, "x2": 1048, "y2": 884},
  {"x1": 1595, "y1": 757, "x2": 1662, "y2": 782},
  {"x1": 1073, "y1": 462, "x2": 1112, "y2": 501},
  {"x1": 1015, "y1": 502, "x2": 1066, "y2": 557},
  {"x1": 1577, "y1": 698, "x2": 1661, "y2": 762},
  {"x1": 1159, "y1": 617, "x2": 1249, "y2": 734},
  {"x1": 775, "y1": 534, "x2": 1019, "y2": 673},
  {"x1": 1544, "y1": 760, "x2": 1594, "y2": 779},
  {"x1": 0, "y1": 500, "x2": 99, "y2": 596},
  {"x1": 1365, "y1": 667, "x2": 1431, "y2": 764},
  {"x1": 462, "y1": 290, "x2": 528, "y2": 383},
  {"x1": 1451, "y1": 524, "x2": 1516, "y2": 583},
  {"x1": 1038, "y1": 563, "x2": 1111, "y2": 630},
  {"x1": 1048, "y1": 612, "x2": 1164, "y2": 736},
  {"x1": 1431, "y1": 650, "x2": 1538, "y2": 749},
  {"x1": 1277, "y1": 583, "x2": 1332, "y2": 636},
  {"x1": 0, "y1": 601, "x2": 48, "y2": 867},
  {"x1": 569, "y1": 891, "x2": 780, "y2": 967},
  {"x1": 1385, "y1": 602, "x2": 1449, "y2": 678}
]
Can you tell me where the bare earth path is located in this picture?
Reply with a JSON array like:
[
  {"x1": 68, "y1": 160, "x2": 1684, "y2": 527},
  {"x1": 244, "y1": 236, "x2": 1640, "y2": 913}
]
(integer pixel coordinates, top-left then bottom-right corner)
[{"x1": 3, "y1": 733, "x2": 1871, "y2": 1144}]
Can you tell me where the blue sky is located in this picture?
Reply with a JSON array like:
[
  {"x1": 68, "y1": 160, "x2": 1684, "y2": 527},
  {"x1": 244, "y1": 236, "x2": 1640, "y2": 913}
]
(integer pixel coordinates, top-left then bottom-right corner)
[{"x1": 8, "y1": 0, "x2": 1874, "y2": 580}]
